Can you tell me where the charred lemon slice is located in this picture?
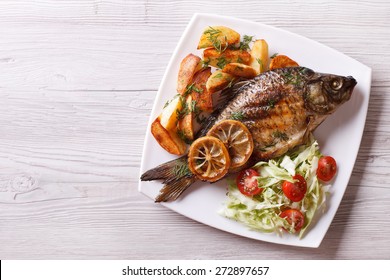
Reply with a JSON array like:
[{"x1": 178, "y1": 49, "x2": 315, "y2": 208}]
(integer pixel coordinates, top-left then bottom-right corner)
[
  {"x1": 188, "y1": 136, "x2": 231, "y2": 182},
  {"x1": 207, "y1": 119, "x2": 254, "y2": 170}
]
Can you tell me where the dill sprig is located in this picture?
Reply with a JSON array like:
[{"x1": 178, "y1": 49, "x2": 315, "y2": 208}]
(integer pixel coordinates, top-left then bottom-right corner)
[
  {"x1": 256, "y1": 58, "x2": 263, "y2": 69},
  {"x1": 216, "y1": 57, "x2": 229, "y2": 69},
  {"x1": 204, "y1": 26, "x2": 228, "y2": 53},
  {"x1": 190, "y1": 100, "x2": 205, "y2": 123},
  {"x1": 281, "y1": 69, "x2": 303, "y2": 87},
  {"x1": 239, "y1": 35, "x2": 254, "y2": 51},
  {"x1": 267, "y1": 98, "x2": 276, "y2": 108},
  {"x1": 273, "y1": 130, "x2": 289, "y2": 141},
  {"x1": 213, "y1": 72, "x2": 223, "y2": 79},
  {"x1": 201, "y1": 58, "x2": 210, "y2": 68},
  {"x1": 163, "y1": 100, "x2": 170, "y2": 109},
  {"x1": 176, "y1": 96, "x2": 188, "y2": 120},
  {"x1": 231, "y1": 111, "x2": 246, "y2": 121},
  {"x1": 176, "y1": 129, "x2": 192, "y2": 145},
  {"x1": 184, "y1": 83, "x2": 202, "y2": 96},
  {"x1": 173, "y1": 162, "x2": 192, "y2": 177}
]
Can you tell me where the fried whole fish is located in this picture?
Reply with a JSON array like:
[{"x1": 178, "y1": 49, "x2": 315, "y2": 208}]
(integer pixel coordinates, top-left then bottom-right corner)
[{"x1": 141, "y1": 67, "x2": 357, "y2": 202}]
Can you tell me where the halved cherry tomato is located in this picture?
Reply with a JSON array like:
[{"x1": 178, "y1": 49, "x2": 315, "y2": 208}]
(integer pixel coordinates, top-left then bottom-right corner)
[
  {"x1": 280, "y1": 209, "x2": 305, "y2": 232},
  {"x1": 282, "y1": 174, "x2": 307, "y2": 202},
  {"x1": 236, "y1": 168, "x2": 263, "y2": 196},
  {"x1": 317, "y1": 156, "x2": 337, "y2": 182}
]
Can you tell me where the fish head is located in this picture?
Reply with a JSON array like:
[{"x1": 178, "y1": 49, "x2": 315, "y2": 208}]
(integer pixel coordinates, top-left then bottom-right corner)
[{"x1": 304, "y1": 70, "x2": 357, "y2": 115}]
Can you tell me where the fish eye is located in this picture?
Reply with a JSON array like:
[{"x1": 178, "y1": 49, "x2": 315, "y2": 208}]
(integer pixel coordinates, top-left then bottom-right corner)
[{"x1": 331, "y1": 78, "x2": 343, "y2": 90}]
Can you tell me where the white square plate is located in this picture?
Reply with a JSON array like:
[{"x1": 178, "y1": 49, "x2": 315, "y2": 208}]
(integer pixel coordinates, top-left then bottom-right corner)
[{"x1": 139, "y1": 13, "x2": 371, "y2": 247}]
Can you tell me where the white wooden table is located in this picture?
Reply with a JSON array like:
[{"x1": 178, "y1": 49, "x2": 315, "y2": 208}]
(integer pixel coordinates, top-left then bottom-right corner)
[{"x1": 1, "y1": 0, "x2": 389, "y2": 259}]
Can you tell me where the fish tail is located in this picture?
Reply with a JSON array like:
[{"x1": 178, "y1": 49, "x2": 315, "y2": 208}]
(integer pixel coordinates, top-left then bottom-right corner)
[
  {"x1": 140, "y1": 155, "x2": 197, "y2": 202},
  {"x1": 155, "y1": 175, "x2": 197, "y2": 202}
]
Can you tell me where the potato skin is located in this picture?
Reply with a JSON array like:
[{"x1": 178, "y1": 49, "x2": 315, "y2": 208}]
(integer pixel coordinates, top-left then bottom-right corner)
[
  {"x1": 203, "y1": 48, "x2": 251, "y2": 69},
  {"x1": 151, "y1": 117, "x2": 187, "y2": 155},
  {"x1": 191, "y1": 67, "x2": 213, "y2": 112},
  {"x1": 249, "y1": 39, "x2": 269, "y2": 74},
  {"x1": 269, "y1": 54, "x2": 299, "y2": 70},
  {"x1": 206, "y1": 70, "x2": 236, "y2": 94},
  {"x1": 177, "y1": 53, "x2": 201, "y2": 95},
  {"x1": 222, "y1": 63, "x2": 257, "y2": 79},
  {"x1": 178, "y1": 95, "x2": 194, "y2": 141},
  {"x1": 197, "y1": 26, "x2": 240, "y2": 50}
]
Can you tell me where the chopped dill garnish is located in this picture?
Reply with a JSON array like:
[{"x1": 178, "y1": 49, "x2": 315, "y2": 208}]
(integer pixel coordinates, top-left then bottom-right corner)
[
  {"x1": 201, "y1": 58, "x2": 210, "y2": 68},
  {"x1": 192, "y1": 86, "x2": 203, "y2": 93},
  {"x1": 216, "y1": 57, "x2": 229, "y2": 69},
  {"x1": 239, "y1": 35, "x2": 254, "y2": 51},
  {"x1": 173, "y1": 162, "x2": 192, "y2": 177},
  {"x1": 163, "y1": 94, "x2": 179, "y2": 109},
  {"x1": 281, "y1": 69, "x2": 303, "y2": 87},
  {"x1": 267, "y1": 98, "x2": 276, "y2": 108},
  {"x1": 231, "y1": 111, "x2": 246, "y2": 121},
  {"x1": 184, "y1": 83, "x2": 203, "y2": 96},
  {"x1": 204, "y1": 26, "x2": 228, "y2": 53},
  {"x1": 176, "y1": 129, "x2": 192, "y2": 145},
  {"x1": 191, "y1": 100, "x2": 206, "y2": 123},
  {"x1": 176, "y1": 96, "x2": 189, "y2": 120},
  {"x1": 273, "y1": 130, "x2": 289, "y2": 141},
  {"x1": 213, "y1": 72, "x2": 223, "y2": 79},
  {"x1": 203, "y1": 26, "x2": 221, "y2": 36},
  {"x1": 163, "y1": 99, "x2": 170, "y2": 109},
  {"x1": 190, "y1": 100, "x2": 198, "y2": 113},
  {"x1": 256, "y1": 58, "x2": 263, "y2": 69},
  {"x1": 270, "y1": 53, "x2": 278, "y2": 59}
]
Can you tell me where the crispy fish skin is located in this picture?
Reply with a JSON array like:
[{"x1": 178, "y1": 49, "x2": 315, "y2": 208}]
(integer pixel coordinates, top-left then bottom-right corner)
[
  {"x1": 141, "y1": 67, "x2": 357, "y2": 202},
  {"x1": 201, "y1": 67, "x2": 356, "y2": 160}
]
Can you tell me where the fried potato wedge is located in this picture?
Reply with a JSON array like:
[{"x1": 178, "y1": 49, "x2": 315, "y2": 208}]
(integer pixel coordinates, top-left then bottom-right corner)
[
  {"x1": 178, "y1": 95, "x2": 194, "y2": 142},
  {"x1": 222, "y1": 63, "x2": 257, "y2": 79},
  {"x1": 177, "y1": 53, "x2": 202, "y2": 95},
  {"x1": 151, "y1": 117, "x2": 186, "y2": 155},
  {"x1": 249, "y1": 39, "x2": 269, "y2": 75},
  {"x1": 190, "y1": 67, "x2": 213, "y2": 112},
  {"x1": 203, "y1": 48, "x2": 251, "y2": 69},
  {"x1": 206, "y1": 70, "x2": 236, "y2": 94},
  {"x1": 198, "y1": 26, "x2": 240, "y2": 50},
  {"x1": 159, "y1": 95, "x2": 182, "y2": 132},
  {"x1": 269, "y1": 54, "x2": 299, "y2": 70}
]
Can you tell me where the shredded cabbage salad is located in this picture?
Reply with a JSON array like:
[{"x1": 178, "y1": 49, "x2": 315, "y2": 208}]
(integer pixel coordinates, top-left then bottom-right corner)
[{"x1": 219, "y1": 137, "x2": 331, "y2": 238}]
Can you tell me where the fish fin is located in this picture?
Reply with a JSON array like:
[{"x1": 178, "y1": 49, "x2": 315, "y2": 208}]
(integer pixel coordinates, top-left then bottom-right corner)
[
  {"x1": 217, "y1": 79, "x2": 248, "y2": 105},
  {"x1": 155, "y1": 175, "x2": 197, "y2": 202},
  {"x1": 140, "y1": 156, "x2": 188, "y2": 182},
  {"x1": 140, "y1": 155, "x2": 197, "y2": 202},
  {"x1": 196, "y1": 80, "x2": 249, "y2": 137},
  {"x1": 303, "y1": 115, "x2": 327, "y2": 143},
  {"x1": 302, "y1": 117, "x2": 313, "y2": 144}
]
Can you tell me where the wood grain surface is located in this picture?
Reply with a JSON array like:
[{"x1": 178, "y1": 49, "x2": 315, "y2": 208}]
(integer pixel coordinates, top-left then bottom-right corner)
[{"x1": 0, "y1": 0, "x2": 389, "y2": 259}]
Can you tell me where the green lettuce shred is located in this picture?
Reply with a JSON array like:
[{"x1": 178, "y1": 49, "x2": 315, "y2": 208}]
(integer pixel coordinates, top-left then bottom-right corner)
[{"x1": 220, "y1": 136, "x2": 330, "y2": 238}]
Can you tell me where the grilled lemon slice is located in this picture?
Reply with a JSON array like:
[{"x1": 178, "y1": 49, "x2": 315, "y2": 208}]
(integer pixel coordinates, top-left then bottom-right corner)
[
  {"x1": 188, "y1": 136, "x2": 231, "y2": 182},
  {"x1": 207, "y1": 120, "x2": 254, "y2": 170}
]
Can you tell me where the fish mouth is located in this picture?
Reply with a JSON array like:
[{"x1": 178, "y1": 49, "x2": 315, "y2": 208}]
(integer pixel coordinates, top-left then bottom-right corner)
[
  {"x1": 347, "y1": 76, "x2": 357, "y2": 87},
  {"x1": 345, "y1": 76, "x2": 357, "y2": 99}
]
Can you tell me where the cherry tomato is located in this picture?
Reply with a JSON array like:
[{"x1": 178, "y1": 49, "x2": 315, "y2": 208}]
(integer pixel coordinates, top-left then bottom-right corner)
[
  {"x1": 236, "y1": 168, "x2": 263, "y2": 196},
  {"x1": 317, "y1": 156, "x2": 337, "y2": 182},
  {"x1": 280, "y1": 209, "x2": 305, "y2": 232},
  {"x1": 282, "y1": 174, "x2": 307, "y2": 202}
]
